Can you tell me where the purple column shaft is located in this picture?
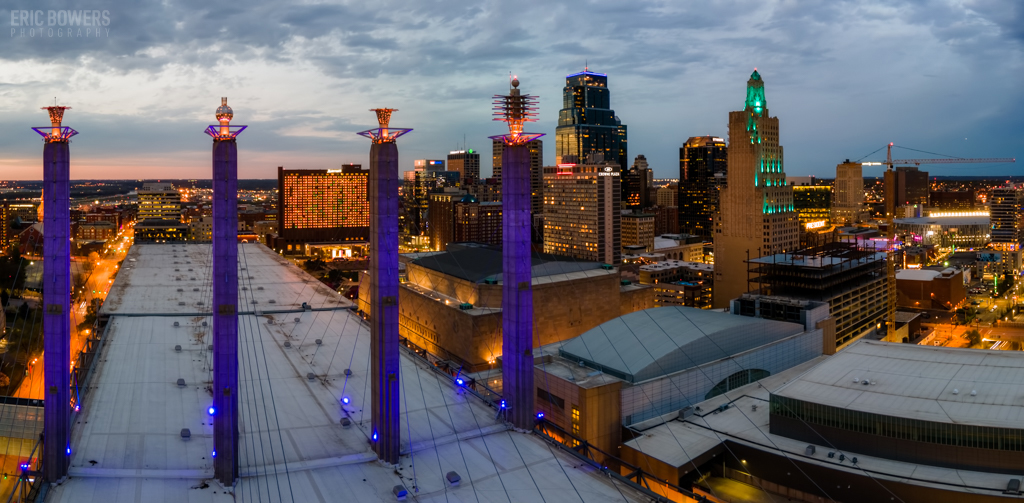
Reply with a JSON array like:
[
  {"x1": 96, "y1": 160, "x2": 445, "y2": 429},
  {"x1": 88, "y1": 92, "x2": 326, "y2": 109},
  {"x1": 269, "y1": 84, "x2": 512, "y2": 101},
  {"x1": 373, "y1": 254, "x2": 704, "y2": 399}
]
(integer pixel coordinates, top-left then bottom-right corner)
[
  {"x1": 369, "y1": 142, "x2": 401, "y2": 464},
  {"x1": 43, "y1": 141, "x2": 71, "y2": 482},
  {"x1": 501, "y1": 144, "x2": 534, "y2": 429},
  {"x1": 212, "y1": 139, "x2": 239, "y2": 484}
]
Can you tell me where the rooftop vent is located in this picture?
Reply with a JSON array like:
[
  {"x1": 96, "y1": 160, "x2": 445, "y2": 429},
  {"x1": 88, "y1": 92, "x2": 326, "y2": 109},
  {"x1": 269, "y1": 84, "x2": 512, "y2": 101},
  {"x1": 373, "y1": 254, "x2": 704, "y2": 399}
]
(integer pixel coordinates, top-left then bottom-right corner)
[
  {"x1": 861, "y1": 380, "x2": 870, "y2": 385},
  {"x1": 251, "y1": 300, "x2": 258, "y2": 304},
  {"x1": 180, "y1": 428, "x2": 191, "y2": 440},
  {"x1": 268, "y1": 319, "x2": 274, "y2": 325},
  {"x1": 174, "y1": 345, "x2": 182, "y2": 352},
  {"x1": 268, "y1": 299, "x2": 276, "y2": 304},
  {"x1": 294, "y1": 317, "x2": 301, "y2": 323},
  {"x1": 344, "y1": 369, "x2": 352, "y2": 376},
  {"x1": 446, "y1": 471, "x2": 461, "y2": 486},
  {"x1": 307, "y1": 372, "x2": 316, "y2": 381},
  {"x1": 971, "y1": 390, "x2": 977, "y2": 396},
  {"x1": 208, "y1": 344, "x2": 213, "y2": 351},
  {"x1": 257, "y1": 286, "x2": 264, "y2": 290},
  {"x1": 315, "y1": 339, "x2": 322, "y2": 346},
  {"x1": 805, "y1": 445, "x2": 816, "y2": 456},
  {"x1": 173, "y1": 321, "x2": 180, "y2": 327},
  {"x1": 953, "y1": 389, "x2": 959, "y2": 395},
  {"x1": 340, "y1": 417, "x2": 352, "y2": 428},
  {"x1": 193, "y1": 288, "x2": 199, "y2": 292},
  {"x1": 284, "y1": 341, "x2": 291, "y2": 348},
  {"x1": 176, "y1": 378, "x2": 186, "y2": 387},
  {"x1": 175, "y1": 268, "x2": 180, "y2": 272},
  {"x1": 196, "y1": 301, "x2": 204, "y2": 306},
  {"x1": 1006, "y1": 479, "x2": 1021, "y2": 495},
  {"x1": 202, "y1": 321, "x2": 208, "y2": 327},
  {"x1": 242, "y1": 286, "x2": 248, "y2": 290},
  {"x1": 393, "y1": 485, "x2": 408, "y2": 501},
  {"x1": 177, "y1": 288, "x2": 183, "y2": 292},
  {"x1": 178, "y1": 302, "x2": 186, "y2": 306},
  {"x1": 459, "y1": 303, "x2": 473, "y2": 310}
]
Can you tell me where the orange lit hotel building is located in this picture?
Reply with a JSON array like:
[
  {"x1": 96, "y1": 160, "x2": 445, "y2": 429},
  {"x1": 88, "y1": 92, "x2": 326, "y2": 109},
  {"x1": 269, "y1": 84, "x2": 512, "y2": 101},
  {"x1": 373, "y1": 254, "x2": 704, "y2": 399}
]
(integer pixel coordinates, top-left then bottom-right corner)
[{"x1": 273, "y1": 165, "x2": 369, "y2": 254}]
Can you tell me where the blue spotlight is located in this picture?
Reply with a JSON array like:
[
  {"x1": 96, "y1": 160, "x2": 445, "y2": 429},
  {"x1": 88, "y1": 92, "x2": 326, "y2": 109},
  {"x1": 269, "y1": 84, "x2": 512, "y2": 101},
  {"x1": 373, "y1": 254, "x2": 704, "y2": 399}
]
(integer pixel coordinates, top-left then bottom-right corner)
[
  {"x1": 500, "y1": 400, "x2": 507, "y2": 409},
  {"x1": 66, "y1": 446, "x2": 71, "y2": 456},
  {"x1": 536, "y1": 412, "x2": 545, "y2": 419},
  {"x1": 211, "y1": 450, "x2": 217, "y2": 458},
  {"x1": 208, "y1": 406, "x2": 216, "y2": 416},
  {"x1": 341, "y1": 396, "x2": 350, "y2": 405},
  {"x1": 372, "y1": 430, "x2": 378, "y2": 441},
  {"x1": 455, "y1": 377, "x2": 464, "y2": 386}
]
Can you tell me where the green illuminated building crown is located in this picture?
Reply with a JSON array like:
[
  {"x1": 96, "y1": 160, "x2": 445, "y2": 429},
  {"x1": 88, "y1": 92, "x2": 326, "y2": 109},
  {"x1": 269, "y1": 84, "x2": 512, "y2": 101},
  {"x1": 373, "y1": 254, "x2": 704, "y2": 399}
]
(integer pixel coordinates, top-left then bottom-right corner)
[{"x1": 744, "y1": 69, "x2": 768, "y2": 143}]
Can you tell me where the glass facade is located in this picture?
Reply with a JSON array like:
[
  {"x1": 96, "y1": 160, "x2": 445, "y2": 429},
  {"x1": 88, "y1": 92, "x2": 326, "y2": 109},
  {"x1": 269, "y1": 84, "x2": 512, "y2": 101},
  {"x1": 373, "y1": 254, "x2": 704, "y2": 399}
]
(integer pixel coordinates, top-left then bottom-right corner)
[
  {"x1": 277, "y1": 165, "x2": 369, "y2": 245},
  {"x1": 679, "y1": 136, "x2": 727, "y2": 238},
  {"x1": 792, "y1": 185, "x2": 832, "y2": 226},
  {"x1": 555, "y1": 70, "x2": 626, "y2": 168},
  {"x1": 771, "y1": 394, "x2": 1024, "y2": 453}
]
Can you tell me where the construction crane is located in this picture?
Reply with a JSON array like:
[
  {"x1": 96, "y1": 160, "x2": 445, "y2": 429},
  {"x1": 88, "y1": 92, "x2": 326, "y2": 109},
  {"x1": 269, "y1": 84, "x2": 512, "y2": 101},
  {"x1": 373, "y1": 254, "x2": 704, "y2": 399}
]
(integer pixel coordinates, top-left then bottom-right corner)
[{"x1": 862, "y1": 143, "x2": 1015, "y2": 342}]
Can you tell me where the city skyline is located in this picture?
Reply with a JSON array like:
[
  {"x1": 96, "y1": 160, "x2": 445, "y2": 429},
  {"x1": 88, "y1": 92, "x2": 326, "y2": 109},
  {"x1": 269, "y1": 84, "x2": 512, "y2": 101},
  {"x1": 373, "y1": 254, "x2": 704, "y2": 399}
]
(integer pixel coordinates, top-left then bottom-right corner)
[{"x1": 0, "y1": 1, "x2": 1021, "y2": 181}]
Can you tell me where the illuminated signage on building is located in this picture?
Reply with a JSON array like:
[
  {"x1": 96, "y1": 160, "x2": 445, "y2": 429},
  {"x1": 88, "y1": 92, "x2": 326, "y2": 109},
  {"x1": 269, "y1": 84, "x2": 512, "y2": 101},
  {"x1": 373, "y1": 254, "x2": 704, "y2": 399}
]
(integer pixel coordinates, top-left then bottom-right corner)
[{"x1": 805, "y1": 220, "x2": 827, "y2": 230}]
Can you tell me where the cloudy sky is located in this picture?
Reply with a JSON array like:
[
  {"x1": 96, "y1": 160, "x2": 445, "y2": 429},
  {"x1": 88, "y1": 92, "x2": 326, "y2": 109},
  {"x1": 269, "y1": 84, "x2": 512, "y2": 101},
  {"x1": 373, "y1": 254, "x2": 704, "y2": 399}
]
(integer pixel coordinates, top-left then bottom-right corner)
[{"x1": 0, "y1": 0, "x2": 1020, "y2": 181}]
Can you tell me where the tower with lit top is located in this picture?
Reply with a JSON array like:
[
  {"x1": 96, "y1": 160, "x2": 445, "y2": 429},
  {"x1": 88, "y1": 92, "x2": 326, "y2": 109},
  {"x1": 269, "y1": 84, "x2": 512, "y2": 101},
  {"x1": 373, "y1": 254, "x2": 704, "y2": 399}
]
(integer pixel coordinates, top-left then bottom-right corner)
[
  {"x1": 357, "y1": 109, "x2": 411, "y2": 464},
  {"x1": 490, "y1": 77, "x2": 542, "y2": 429},
  {"x1": 205, "y1": 97, "x2": 246, "y2": 485},
  {"x1": 713, "y1": 70, "x2": 798, "y2": 308},
  {"x1": 33, "y1": 104, "x2": 77, "y2": 483}
]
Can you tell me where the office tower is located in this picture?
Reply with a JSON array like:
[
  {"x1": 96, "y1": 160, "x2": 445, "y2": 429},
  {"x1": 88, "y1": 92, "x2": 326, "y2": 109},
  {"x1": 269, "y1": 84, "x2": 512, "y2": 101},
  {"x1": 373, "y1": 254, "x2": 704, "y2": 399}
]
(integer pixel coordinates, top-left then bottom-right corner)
[
  {"x1": 554, "y1": 69, "x2": 626, "y2": 167},
  {"x1": 137, "y1": 182, "x2": 182, "y2": 220},
  {"x1": 414, "y1": 159, "x2": 445, "y2": 172},
  {"x1": 427, "y1": 191, "x2": 464, "y2": 251},
  {"x1": 930, "y1": 190, "x2": 976, "y2": 211},
  {"x1": 205, "y1": 98, "x2": 244, "y2": 484},
  {"x1": 401, "y1": 166, "x2": 459, "y2": 245},
  {"x1": 357, "y1": 108, "x2": 411, "y2": 464},
  {"x1": 651, "y1": 205, "x2": 678, "y2": 235},
  {"x1": 455, "y1": 198, "x2": 502, "y2": 245},
  {"x1": 543, "y1": 153, "x2": 621, "y2": 265},
  {"x1": 621, "y1": 213, "x2": 655, "y2": 252},
  {"x1": 990, "y1": 185, "x2": 1022, "y2": 249},
  {"x1": 33, "y1": 104, "x2": 76, "y2": 482},
  {"x1": 792, "y1": 185, "x2": 832, "y2": 226},
  {"x1": 713, "y1": 70, "x2": 799, "y2": 308},
  {"x1": 447, "y1": 149, "x2": 480, "y2": 184},
  {"x1": 276, "y1": 165, "x2": 369, "y2": 253},
  {"x1": 679, "y1": 136, "x2": 728, "y2": 239},
  {"x1": 0, "y1": 204, "x2": 8, "y2": 252},
  {"x1": 833, "y1": 160, "x2": 865, "y2": 225},
  {"x1": 656, "y1": 184, "x2": 678, "y2": 208},
  {"x1": 491, "y1": 77, "x2": 543, "y2": 429},
  {"x1": 622, "y1": 155, "x2": 651, "y2": 209},
  {"x1": 885, "y1": 166, "x2": 930, "y2": 213}
]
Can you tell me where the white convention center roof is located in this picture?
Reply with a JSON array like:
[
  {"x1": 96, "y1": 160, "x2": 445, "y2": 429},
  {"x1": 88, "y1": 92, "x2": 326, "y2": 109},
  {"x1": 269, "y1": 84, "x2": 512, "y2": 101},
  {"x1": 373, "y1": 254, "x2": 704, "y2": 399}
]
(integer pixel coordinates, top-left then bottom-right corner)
[{"x1": 47, "y1": 244, "x2": 643, "y2": 503}]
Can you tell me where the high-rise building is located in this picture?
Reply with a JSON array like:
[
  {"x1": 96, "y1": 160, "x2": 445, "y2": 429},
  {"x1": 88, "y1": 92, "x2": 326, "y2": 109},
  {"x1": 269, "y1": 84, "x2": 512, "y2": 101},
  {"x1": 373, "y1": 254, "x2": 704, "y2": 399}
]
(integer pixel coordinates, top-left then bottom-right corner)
[
  {"x1": 492, "y1": 139, "x2": 543, "y2": 225},
  {"x1": 275, "y1": 164, "x2": 369, "y2": 253},
  {"x1": 679, "y1": 136, "x2": 728, "y2": 239},
  {"x1": 833, "y1": 160, "x2": 864, "y2": 225},
  {"x1": 622, "y1": 155, "x2": 651, "y2": 209},
  {"x1": 885, "y1": 166, "x2": 930, "y2": 215},
  {"x1": 447, "y1": 150, "x2": 480, "y2": 183},
  {"x1": 990, "y1": 185, "x2": 1022, "y2": 250},
  {"x1": 427, "y1": 191, "x2": 462, "y2": 251},
  {"x1": 135, "y1": 182, "x2": 187, "y2": 242},
  {"x1": 454, "y1": 197, "x2": 502, "y2": 246},
  {"x1": 656, "y1": 184, "x2": 678, "y2": 208},
  {"x1": 621, "y1": 213, "x2": 655, "y2": 252},
  {"x1": 554, "y1": 69, "x2": 626, "y2": 167},
  {"x1": 543, "y1": 153, "x2": 621, "y2": 265},
  {"x1": 930, "y1": 190, "x2": 976, "y2": 211},
  {"x1": 650, "y1": 205, "x2": 679, "y2": 235},
  {"x1": 400, "y1": 164, "x2": 460, "y2": 245},
  {"x1": 713, "y1": 70, "x2": 799, "y2": 308},
  {"x1": 792, "y1": 185, "x2": 832, "y2": 226},
  {"x1": 137, "y1": 182, "x2": 182, "y2": 221}
]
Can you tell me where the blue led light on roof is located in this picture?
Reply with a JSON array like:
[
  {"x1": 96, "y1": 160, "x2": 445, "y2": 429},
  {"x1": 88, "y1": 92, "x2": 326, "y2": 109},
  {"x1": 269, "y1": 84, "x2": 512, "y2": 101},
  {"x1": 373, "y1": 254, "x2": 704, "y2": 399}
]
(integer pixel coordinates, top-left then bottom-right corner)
[
  {"x1": 341, "y1": 396, "x2": 350, "y2": 405},
  {"x1": 372, "y1": 431, "x2": 379, "y2": 441},
  {"x1": 536, "y1": 412, "x2": 545, "y2": 419},
  {"x1": 565, "y1": 70, "x2": 608, "y2": 78},
  {"x1": 212, "y1": 450, "x2": 217, "y2": 458},
  {"x1": 500, "y1": 400, "x2": 507, "y2": 409},
  {"x1": 455, "y1": 377, "x2": 464, "y2": 386},
  {"x1": 208, "y1": 406, "x2": 216, "y2": 416}
]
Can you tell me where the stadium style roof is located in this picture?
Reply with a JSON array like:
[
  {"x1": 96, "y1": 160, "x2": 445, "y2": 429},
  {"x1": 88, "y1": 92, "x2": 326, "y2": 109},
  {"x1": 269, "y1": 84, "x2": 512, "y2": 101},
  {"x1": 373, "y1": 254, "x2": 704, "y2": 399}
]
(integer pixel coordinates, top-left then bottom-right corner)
[
  {"x1": 559, "y1": 306, "x2": 805, "y2": 383},
  {"x1": 412, "y1": 243, "x2": 607, "y2": 284}
]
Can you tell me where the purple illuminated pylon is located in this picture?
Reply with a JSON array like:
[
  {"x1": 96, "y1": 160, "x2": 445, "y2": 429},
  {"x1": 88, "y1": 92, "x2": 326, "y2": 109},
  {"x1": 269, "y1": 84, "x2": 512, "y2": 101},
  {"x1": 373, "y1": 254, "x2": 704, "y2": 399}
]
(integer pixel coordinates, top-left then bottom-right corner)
[
  {"x1": 358, "y1": 109, "x2": 410, "y2": 464},
  {"x1": 210, "y1": 97, "x2": 241, "y2": 485},
  {"x1": 490, "y1": 78, "x2": 544, "y2": 429},
  {"x1": 38, "y1": 105, "x2": 74, "y2": 483}
]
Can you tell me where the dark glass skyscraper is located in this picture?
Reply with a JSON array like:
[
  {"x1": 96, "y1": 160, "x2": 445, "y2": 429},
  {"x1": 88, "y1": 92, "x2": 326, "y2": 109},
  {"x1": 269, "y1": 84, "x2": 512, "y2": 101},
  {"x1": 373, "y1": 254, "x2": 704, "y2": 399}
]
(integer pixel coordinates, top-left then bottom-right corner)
[
  {"x1": 555, "y1": 70, "x2": 626, "y2": 168},
  {"x1": 678, "y1": 136, "x2": 727, "y2": 238}
]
